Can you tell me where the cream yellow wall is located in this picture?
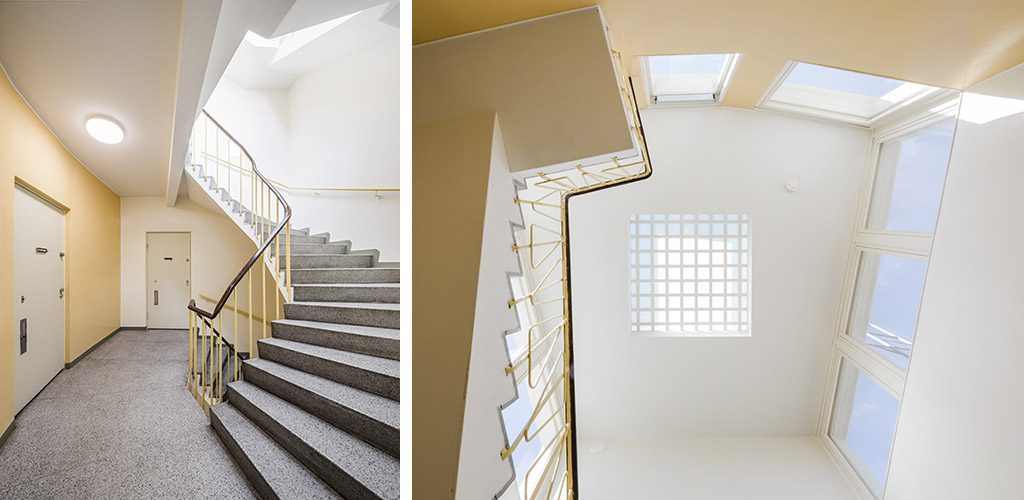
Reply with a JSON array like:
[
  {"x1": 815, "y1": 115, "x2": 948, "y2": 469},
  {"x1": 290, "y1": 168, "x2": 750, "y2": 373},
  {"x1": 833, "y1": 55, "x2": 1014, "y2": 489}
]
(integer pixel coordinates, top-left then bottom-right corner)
[
  {"x1": 413, "y1": 112, "x2": 496, "y2": 499},
  {"x1": 0, "y1": 69, "x2": 121, "y2": 432},
  {"x1": 414, "y1": 0, "x2": 1024, "y2": 106}
]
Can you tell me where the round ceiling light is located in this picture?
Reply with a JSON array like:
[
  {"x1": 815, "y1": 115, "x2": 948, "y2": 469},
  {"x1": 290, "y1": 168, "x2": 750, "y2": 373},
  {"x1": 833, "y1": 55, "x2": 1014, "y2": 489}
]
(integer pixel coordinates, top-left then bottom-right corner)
[{"x1": 85, "y1": 116, "x2": 125, "y2": 144}]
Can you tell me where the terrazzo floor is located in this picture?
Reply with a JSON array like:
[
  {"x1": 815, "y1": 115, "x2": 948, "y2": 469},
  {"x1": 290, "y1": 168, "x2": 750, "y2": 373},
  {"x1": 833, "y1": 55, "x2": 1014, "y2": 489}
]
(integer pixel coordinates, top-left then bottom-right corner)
[{"x1": 0, "y1": 329, "x2": 257, "y2": 499}]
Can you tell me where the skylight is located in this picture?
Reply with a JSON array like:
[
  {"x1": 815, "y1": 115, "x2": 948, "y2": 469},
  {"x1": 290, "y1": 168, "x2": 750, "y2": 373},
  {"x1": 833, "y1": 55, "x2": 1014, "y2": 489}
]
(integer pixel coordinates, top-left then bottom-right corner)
[
  {"x1": 641, "y1": 53, "x2": 739, "y2": 105},
  {"x1": 761, "y1": 62, "x2": 942, "y2": 125}
]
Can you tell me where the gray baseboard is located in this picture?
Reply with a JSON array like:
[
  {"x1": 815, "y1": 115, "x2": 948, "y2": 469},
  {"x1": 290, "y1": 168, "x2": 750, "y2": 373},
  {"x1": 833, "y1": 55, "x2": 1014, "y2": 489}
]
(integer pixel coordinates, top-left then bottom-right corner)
[
  {"x1": 0, "y1": 420, "x2": 14, "y2": 452},
  {"x1": 65, "y1": 327, "x2": 122, "y2": 369}
]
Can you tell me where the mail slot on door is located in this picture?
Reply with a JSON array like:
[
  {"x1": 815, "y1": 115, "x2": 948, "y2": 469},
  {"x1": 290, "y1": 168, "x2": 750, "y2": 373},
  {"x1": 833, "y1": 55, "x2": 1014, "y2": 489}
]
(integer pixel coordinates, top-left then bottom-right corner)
[{"x1": 20, "y1": 318, "x2": 27, "y2": 354}]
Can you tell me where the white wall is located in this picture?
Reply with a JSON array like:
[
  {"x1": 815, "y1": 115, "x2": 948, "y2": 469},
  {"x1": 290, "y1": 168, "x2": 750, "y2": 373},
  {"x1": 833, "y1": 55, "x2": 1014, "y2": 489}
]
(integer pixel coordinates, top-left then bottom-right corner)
[
  {"x1": 884, "y1": 64, "x2": 1024, "y2": 500},
  {"x1": 204, "y1": 37, "x2": 399, "y2": 261},
  {"x1": 204, "y1": 76, "x2": 290, "y2": 181},
  {"x1": 571, "y1": 107, "x2": 870, "y2": 440},
  {"x1": 284, "y1": 37, "x2": 399, "y2": 260},
  {"x1": 120, "y1": 196, "x2": 255, "y2": 328},
  {"x1": 455, "y1": 118, "x2": 520, "y2": 500},
  {"x1": 579, "y1": 437, "x2": 858, "y2": 500}
]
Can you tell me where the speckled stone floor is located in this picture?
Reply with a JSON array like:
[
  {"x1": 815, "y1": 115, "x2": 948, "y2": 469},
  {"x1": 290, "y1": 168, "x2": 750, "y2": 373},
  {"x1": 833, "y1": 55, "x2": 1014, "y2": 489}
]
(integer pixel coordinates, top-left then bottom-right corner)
[{"x1": 0, "y1": 329, "x2": 257, "y2": 499}]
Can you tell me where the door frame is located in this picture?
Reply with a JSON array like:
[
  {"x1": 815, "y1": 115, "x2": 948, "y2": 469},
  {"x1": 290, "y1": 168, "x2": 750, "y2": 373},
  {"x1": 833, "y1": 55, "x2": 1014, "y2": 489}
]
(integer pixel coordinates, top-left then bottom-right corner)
[
  {"x1": 145, "y1": 231, "x2": 192, "y2": 329},
  {"x1": 13, "y1": 178, "x2": 70, "y2": 378}
]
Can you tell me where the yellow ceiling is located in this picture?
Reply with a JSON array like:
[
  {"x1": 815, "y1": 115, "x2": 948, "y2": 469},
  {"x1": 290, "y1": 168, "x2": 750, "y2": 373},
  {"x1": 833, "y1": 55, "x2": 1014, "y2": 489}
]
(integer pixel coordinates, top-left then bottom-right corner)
[{"x1": 414, "y1": 0, "x2": 1024, "y2": 108}]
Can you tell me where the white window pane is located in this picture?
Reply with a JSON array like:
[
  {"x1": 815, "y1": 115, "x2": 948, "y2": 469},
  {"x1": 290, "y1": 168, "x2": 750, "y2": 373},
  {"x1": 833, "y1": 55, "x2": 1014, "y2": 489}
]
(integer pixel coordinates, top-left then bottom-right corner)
[
  {"x1": 830, "y1": 360, "x2": 900, "y2": 496},
  {"x1": 847, "y1": 252, "x2": 927, "y2": 371},
  {"x1": 867, "y1": 119, "x2": 955, "y2": 233},
  {"x1": 648, "y1": 54, "x2": 726, "y2": 95},
  {"x1": 764, "y1": 62, "x2": 939, "y2": 122}
]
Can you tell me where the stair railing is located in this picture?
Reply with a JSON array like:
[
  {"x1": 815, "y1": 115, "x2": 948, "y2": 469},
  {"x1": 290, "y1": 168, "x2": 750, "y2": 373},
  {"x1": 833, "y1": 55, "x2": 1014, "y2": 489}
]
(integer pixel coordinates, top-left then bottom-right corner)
[
  {"x1": 185, "y1": 110, "x2": 292, "y2": 413},
  {"x1": 501, "y1": 49, "x2": 652, "y2": 499}
]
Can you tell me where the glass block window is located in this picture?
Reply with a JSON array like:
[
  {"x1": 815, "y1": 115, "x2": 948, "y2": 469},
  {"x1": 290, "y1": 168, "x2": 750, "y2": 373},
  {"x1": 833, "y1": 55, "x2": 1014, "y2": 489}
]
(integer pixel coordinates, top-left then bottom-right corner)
[{"x1": 629, "y1": 214, "x2": 751, "y2": 336}]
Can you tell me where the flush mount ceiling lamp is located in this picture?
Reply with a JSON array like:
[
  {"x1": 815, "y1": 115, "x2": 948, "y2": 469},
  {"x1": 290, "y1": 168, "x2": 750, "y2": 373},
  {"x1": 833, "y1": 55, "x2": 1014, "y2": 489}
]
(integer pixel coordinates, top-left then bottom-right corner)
[{"x1": 85, "y1": 116, "x2": 125, "y2": 144}]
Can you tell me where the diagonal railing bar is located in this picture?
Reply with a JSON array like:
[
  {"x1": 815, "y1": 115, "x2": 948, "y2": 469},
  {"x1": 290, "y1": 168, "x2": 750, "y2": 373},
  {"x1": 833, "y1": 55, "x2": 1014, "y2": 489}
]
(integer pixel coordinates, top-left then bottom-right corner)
[{"x1": 502, "y1": 46, "x2": 653, "y2": 499}]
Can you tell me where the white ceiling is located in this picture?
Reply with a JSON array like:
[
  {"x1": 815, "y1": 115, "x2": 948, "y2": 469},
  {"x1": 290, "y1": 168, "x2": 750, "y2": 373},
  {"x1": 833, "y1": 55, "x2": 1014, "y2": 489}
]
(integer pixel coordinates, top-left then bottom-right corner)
[
  {"x1": 224, "y1": 2, "x2": 397, "y2": 91},
  {"x1": 571, "y1": 107, "x2": 868, "y2": 439},
  {"x1": 0, "y1": 0, "x2": 185, "y2": 196}
]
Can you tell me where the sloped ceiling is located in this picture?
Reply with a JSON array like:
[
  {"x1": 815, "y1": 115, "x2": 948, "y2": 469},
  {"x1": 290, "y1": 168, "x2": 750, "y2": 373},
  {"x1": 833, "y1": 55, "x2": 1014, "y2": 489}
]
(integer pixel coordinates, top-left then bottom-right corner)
[
  {"x1": 413, "y1": 0, "x2": 1024, "y2": 107},
  {"x1": 225, "y1": 2, "x2": 397, "y2": 91},
  {"x1": 0, "y1": 0, "x2": 184, "y2": 196}
]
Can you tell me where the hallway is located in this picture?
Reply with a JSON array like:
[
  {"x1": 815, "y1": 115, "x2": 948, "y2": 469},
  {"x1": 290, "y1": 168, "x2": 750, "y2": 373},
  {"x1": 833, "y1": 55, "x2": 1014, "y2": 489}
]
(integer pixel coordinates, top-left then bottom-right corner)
[{"x1": 0, "y1": 329, "x2": 255, "y2": 498}]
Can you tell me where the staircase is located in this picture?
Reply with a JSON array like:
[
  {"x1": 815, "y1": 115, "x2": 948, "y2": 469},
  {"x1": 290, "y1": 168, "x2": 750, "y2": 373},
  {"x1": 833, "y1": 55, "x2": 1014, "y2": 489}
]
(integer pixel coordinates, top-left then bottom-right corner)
[
  {"x1": 184, "y1": 114, "x2": 400, "y2": 499},
  {"x1": 210, "y1": 227, "x2": 400, "y2": 500}
]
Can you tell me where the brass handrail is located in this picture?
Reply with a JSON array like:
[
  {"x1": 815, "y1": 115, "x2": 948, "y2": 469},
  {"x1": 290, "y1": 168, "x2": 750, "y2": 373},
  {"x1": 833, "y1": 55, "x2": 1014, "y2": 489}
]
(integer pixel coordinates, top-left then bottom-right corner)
[{"x1": 186, "y1": 110, "x2": 292, "y2": 321}]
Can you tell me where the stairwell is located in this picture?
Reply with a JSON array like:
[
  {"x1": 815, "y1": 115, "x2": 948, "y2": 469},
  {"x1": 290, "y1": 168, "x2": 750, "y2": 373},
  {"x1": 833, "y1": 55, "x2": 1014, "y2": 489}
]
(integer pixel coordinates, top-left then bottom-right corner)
[{"x1": 186, "y1": 161, "x2": 400, "y2": 499}]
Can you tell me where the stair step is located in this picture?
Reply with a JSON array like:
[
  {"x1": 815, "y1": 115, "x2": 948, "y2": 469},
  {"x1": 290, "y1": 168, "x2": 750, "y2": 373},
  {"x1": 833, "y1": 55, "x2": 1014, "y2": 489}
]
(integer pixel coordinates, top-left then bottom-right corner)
[
  {"x1": 271, "y1": 233, "x2": 326, "y2": 244},
  {"x1": 290, "y1": 268, "x2": 399, "y2": 284},
  {"x1": 271, "y1": 319, "x2": 399, "y2": 360},
  {"x1": 289, "y1": 243, "x2": 350, "y2": 255},
  {"x1": 285, "y1": 254, "x2": 373, "y2": 269},
  {"x1": 243, "y1": 358, "x2": 399, "y2": 457},
  {"x1": 293, "y1": 283, "x2": 399, "y2": 304},
  {"x1": 227, "y1": 381, "x2": 400, "y2": 500},
  {"x1": 210, "y1": 403, "x2": 338, "y2": 500},
  {"x1": 258, "y1": 337, "x2": 399, "y2": 400},
  {"x1": 284, "y1": 301, "x2": 399, "y2": 329}
]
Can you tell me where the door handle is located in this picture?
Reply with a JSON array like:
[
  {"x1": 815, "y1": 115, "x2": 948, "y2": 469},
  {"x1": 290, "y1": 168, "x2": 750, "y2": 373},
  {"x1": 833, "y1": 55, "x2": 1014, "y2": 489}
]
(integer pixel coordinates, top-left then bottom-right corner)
[
  {"x1": 154, "y1": 290, "x2": 159, "y2": 306},
  {"x1": 58, "y1": 288, "x2": 64, "y2": 299}
]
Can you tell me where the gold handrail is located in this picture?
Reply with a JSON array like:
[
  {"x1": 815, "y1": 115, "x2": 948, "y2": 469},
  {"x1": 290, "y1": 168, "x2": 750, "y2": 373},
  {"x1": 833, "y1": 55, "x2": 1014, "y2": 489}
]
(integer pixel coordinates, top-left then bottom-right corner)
[{"x1": 502, "y1": 48, "x2": 653, "y2": 499}]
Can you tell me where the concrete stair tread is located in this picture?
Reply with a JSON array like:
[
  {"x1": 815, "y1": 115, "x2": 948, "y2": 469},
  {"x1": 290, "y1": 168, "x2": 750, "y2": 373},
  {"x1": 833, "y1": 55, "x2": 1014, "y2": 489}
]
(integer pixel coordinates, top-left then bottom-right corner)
[
  {"x1": 260, "y1": 337, "x2": 399, "y2": 378},
  {"x1": 210, "y1": 403, "x2": 338, "y2": 500},
  {"x1": 290, "y1": 301, "x2": 400, "y2": 311},
  {"x1": 273, "y1": 319, "x2": 400, "y2": 340},
  {"x1": 229, "y1": 380, "x2": 399, "y2": 499},
  {"x1": 290, "y1": 268, "x2": 399, "y2": 285},
  {"x1": 247, "y1": 357, "x2": 399, "y2": 430},
  {"x1": 293, "y1": 283, "x2": 399, "y2": 288}
]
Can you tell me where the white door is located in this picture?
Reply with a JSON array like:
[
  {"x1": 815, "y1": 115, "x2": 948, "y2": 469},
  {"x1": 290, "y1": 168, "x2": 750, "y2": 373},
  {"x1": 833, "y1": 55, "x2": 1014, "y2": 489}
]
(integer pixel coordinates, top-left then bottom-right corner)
[
  {"x1": 146, "y1": 232, "x2": 191, "y2": 329},
  {"x1": 13, "y1": 186, "x2": 66, "y2": 413}
]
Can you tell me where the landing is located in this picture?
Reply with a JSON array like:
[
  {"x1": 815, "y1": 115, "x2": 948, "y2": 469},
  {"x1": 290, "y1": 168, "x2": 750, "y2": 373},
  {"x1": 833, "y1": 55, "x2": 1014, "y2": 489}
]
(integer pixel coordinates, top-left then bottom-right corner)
[{"x1": 0, "y1": 329, "x2": 255, "y2": 498}]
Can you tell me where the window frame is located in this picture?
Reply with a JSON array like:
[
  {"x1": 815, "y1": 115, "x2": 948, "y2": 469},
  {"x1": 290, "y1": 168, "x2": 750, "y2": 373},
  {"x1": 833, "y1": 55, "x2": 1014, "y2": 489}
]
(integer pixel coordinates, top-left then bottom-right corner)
[
  {"x1": 639, "y1": 53, "x2": 740, "y2": 107},
  {"x1": 817, "y1": 102, "x2": 959, "y2": 499},
  {"x1": 758, "y1": 61, "x2": 955, "y2": 127}
]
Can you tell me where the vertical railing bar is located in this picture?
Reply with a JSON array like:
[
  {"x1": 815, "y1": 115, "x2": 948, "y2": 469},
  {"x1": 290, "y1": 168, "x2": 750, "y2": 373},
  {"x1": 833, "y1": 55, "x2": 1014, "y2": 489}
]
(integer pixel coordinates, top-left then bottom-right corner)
[
  {"x1": 286, "y1": 220, "x2": 292, "y2": 301},
  {"x1": 218, "y1": 313, "x2": 223, "y2": 403},
  {"x1": 248, "y1": 269, "x2": 254, "y2": 361}
]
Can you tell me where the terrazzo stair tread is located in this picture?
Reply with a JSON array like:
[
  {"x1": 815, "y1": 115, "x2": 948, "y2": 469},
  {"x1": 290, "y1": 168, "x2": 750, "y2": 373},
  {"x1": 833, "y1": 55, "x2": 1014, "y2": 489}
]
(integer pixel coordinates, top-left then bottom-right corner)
[
  {"x1": 210, "y1": 402, "x2": 339, "y2": 500},
  {"x1": 258, "y1": 337, "x2": 399, "y2": 401},
  {"x1": 273, "y1": 234, "x2": 328, "y2": 245},
  {"x1": 271, "y1": 319, "x2": 399, "y2": 360},
  {"x1": 284, "y1": 254, "x2": 374, "y2": 269},
  {"x1": 289, "y1": 243, "x2": 351, "y2": 255},
  {"x1": 243, "y1": 358, "x2": 399, "y2": 457},
  {"x1": 290, "y1": 268, "x2": 399, "y2": 284},
  {"x1": 284, "y1": 301, "x2": 400, "y2": 329},
  {"x1": 228, "y1": 381, "x2": 400, "y2": 500},
  {"x1": 292, "y1": 283, "x2": 399, "y2": 303},
  {"x1": 265, "y1": 226, "x2": 312, "y2": 237}
]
